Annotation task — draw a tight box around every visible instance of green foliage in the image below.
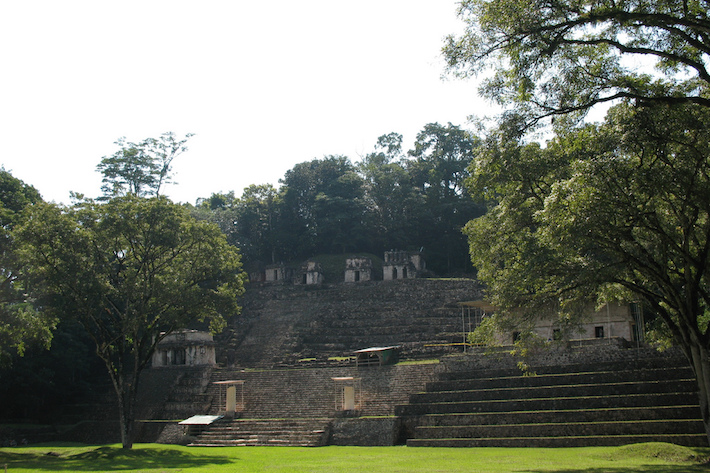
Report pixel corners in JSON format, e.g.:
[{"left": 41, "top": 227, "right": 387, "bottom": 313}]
[
  {"left": 97, "top": 132, "right": 193, "bottom": 198},
  {"left": 467, "top": 101, "right": 710, "bottom": 331},
  {"left": 15, "top": 195, "right": 246, "bottom": 448},
  {"left": 191, "top": 124, "right": 486, "bottom": 276},
  {"left": 468, "top": 316, "right": 500, "bottom": 346},
  {"left": 406, "top": 123, "right": 486, "bottom": 274},
  {"left": 279, "top": 156, "right": 367, "bottom": 258},
  {"left": 0, "top": 320, "right": 101, "bottom": 420},
  {"left": 0, "top": 169, "right": 54, "bottom": 366},
  {"left": 444, "top": 0, "right": 710, "bottom": 131},
  {"left": 465, "top": 100, "right": 710, "bottom": 437}
]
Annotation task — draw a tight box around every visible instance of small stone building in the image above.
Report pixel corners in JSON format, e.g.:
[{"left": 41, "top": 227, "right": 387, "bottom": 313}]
[
  {"left": 297, "top": 260, "right": 324, "bottom": 285},
  {"left": 531, "top": 301, "right": 645, "bottom": 344},
  {"left": 467, "top": 301, "right": 646, "bottom": 345},
  {"left": 382, "top": 250, "right": 425, "bottom": 280},
  {"left": 151, "top": 330, "right": 216, "bottom": 368},
  {"left": 344, "top": 257, "right": 373, "bottom": 283},
  {"left": 265, "top": 263, "right": 289, "bottom": 284}
]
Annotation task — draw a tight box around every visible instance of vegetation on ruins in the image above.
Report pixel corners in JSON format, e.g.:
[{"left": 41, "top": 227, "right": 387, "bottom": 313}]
[
  {"left": 446, "top": 0, "right": 710, "bottom": 442},
  {"left": 192, "top": 122, "right": 486, "bottom": 276}
]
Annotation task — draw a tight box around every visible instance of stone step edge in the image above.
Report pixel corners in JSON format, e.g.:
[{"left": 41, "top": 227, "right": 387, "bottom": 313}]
[
  {"left": 415, "top": 418, "right": 702, "bottom": 429},
  {"left": 418, "top": 379, "right": 696, "bottom": 396},
  {"left": 403, "top": 392, "right": 697, "bottom": 407}
]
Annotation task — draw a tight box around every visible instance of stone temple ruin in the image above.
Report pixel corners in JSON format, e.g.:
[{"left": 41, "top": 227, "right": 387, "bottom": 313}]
[
  {"left": 383, "top": 250, "right": 425, "bottom": 280},
  {"left": 260, "top": 250, "right": 425, "bottom": 286},
  {"left": 151, "top": 330, "right": 216, "bottom": 368},
  {"left": 40, "top": 249, "right": 706, "bottom": 448},
  {"left": 344, "top": 257, "right": 373, "bottom": 283}
]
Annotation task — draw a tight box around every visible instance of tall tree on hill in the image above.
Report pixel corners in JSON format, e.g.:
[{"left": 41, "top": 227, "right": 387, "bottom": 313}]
[
  {"left": 234, "top": 184, "right": 284, "bottom": 263},
  {"left": 407, "top": 123, "right": 484, "bottom": 274},
  {"left": 359, "top": 133, "right": 425, "bottom": 252},
  {"left": 97, "top": 132, "right": 193, "bottom": 198},
  {"left": 280, "top": 156, "right": 366, "bottom": 258},
  {"left": 444, "top": 0, "right": 710, "bottom": 441},
  {"left": 17, "top": 195, "right": 246, "bottom": 449},
  {"left": 192, "top": 191, "right": 241, "bottom": 248}
]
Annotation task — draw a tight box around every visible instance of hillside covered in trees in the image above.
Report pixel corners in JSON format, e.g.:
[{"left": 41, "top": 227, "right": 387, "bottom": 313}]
[{"left": 190, "top": 122, "right": 484, "bottom": 276}]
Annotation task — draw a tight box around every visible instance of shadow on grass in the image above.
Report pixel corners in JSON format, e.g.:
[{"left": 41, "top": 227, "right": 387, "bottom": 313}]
[{"left": 0, "top": 446, "right": 234, "bottom": 471}]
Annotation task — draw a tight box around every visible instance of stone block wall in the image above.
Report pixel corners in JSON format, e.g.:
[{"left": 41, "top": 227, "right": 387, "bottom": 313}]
[{"left": 218, "top": 278, "right": 482, "bottom": 367}]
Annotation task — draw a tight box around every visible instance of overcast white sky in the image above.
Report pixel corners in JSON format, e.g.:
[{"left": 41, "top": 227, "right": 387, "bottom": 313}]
[{"left": 0, "top": 1, "right": 490, "bottom": 205}]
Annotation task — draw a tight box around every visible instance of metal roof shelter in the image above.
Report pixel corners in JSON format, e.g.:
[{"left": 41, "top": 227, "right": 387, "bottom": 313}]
[
  {"left": 354, "top": 346, "right": 400, "bottom": 367},
  {"left": 178, "top": 415, "right": 223, "bottom": 436},
  {"left": 178, "top": 415, "right": 222, "bottom": 425}
]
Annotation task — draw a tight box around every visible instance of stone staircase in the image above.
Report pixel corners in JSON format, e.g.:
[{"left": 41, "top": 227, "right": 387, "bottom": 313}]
[
  {"left": 220, "top": 279, "right": 481, "bottom": 367},
  {"left": 188, "top": 418, "right": 332, "bottom": 447},
  {"left": 178, "top": 363, "right": 442, "bottom": 447},
  {"left": 397, "top": 358, "right": 708, "bottom": 447}
]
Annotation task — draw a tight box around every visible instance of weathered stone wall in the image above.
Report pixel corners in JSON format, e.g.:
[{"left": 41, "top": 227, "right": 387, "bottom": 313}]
[
  {"left": 134, "top": 342, "right": 689, "bottom": 445},
  {"left": 446, "top": 339, "right": 687, "bottom": 373},
  {"left": 330, "top": 418, "right": 401, "bottom": 446},
  {"left": 207, "top": 362, "right": 446, "bottom": 419},
  {"left": 218, "top": 278, "right": 482, "bottom": 367}
]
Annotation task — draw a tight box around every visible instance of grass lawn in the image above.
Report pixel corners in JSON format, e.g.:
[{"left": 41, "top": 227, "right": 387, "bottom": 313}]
[{"left": 0, "top": 442, "right": 708, "bottom": 473}]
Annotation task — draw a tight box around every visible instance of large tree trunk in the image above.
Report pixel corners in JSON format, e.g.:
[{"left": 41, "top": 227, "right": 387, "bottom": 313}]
[
  {"left": 686, "top": 343, "right": 710, "bottom": 445},
  {"left": 109, "top": 367, "right": 140, "bottom": 449}
]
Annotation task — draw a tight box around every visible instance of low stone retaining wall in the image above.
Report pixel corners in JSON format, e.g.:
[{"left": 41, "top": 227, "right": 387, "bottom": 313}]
[
  {"left": 444, "top": 340, "right": 687, "bottom": 374},
  {"left": 330, "top": 417, "right": 401, "bottom": 446}
]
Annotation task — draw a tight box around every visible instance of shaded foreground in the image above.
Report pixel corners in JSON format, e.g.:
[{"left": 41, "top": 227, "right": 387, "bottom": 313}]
[{"left": 0, "top": 443, "right": 709, "bottom": 473}]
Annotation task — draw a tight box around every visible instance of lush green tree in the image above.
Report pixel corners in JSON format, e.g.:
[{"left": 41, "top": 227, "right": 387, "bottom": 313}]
[
  {"left": 192, "top": 191, "right": 241, "bottom": 248},
  {"left": 280, "top": 156, "right": 366, "bottom": 258},
  {"left": 408, "top": 123, "right": 478, "bottom": 199},
  {"left": 359, "top": 133, "right": 424, "bottom": 251},
  {"left": 233, "top": 185, "right": 284, "bottom": 263},
  {"left": 444, "top": 0, "right": 710, "bottom": 130},
  {"left": 407, "top": 123, "right": 484, "bottom": 274},
  {"left": 17, "top": 195, "right": 246, "bottom": 448},
  {"left": 97, "top": 132, "right": 193, "bottom": 198},
  {"left": 465, "top": 102, "right": 710, "bottom": 441},
  {"left": 0, "top": 170, "right": 54, "bottom": 365}
]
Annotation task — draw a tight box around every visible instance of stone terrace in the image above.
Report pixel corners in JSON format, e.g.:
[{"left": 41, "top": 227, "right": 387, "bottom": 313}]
[{"left": 217, "top": 279, "right": 482, "bottom": 367}]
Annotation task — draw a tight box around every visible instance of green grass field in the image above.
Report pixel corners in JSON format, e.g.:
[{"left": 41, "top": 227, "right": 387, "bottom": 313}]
[{"left": 0, "top": 442, "right": 708, "bottom": 473}]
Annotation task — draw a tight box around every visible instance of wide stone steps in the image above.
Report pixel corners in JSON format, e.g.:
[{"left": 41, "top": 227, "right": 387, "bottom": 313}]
[
  {"left": 414, "top": 406, "right": 703, "bottom": 425},
  {"left": 189, "top": 418, "right": 332, "bottom": 447},
  {"left": 401, "top": 360, "right": 708, "bottom": 447},
  {"left": 228, "top": 279, "right": 482, "bottom": 367},
  {"left": 397, "top": 392, "right": 699, "bottom": 415},
  {"left": 408, "top": 434, "right": 707, "bottom": 448},
  {"left": 414, "top": 419, "right": 704, "bottom": 438},
  {"left": 428, "top": 367, "right": 694, "bottom": 391},
  {"left": 407, "top": 379, "right": 697, "bottom": 404}
]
